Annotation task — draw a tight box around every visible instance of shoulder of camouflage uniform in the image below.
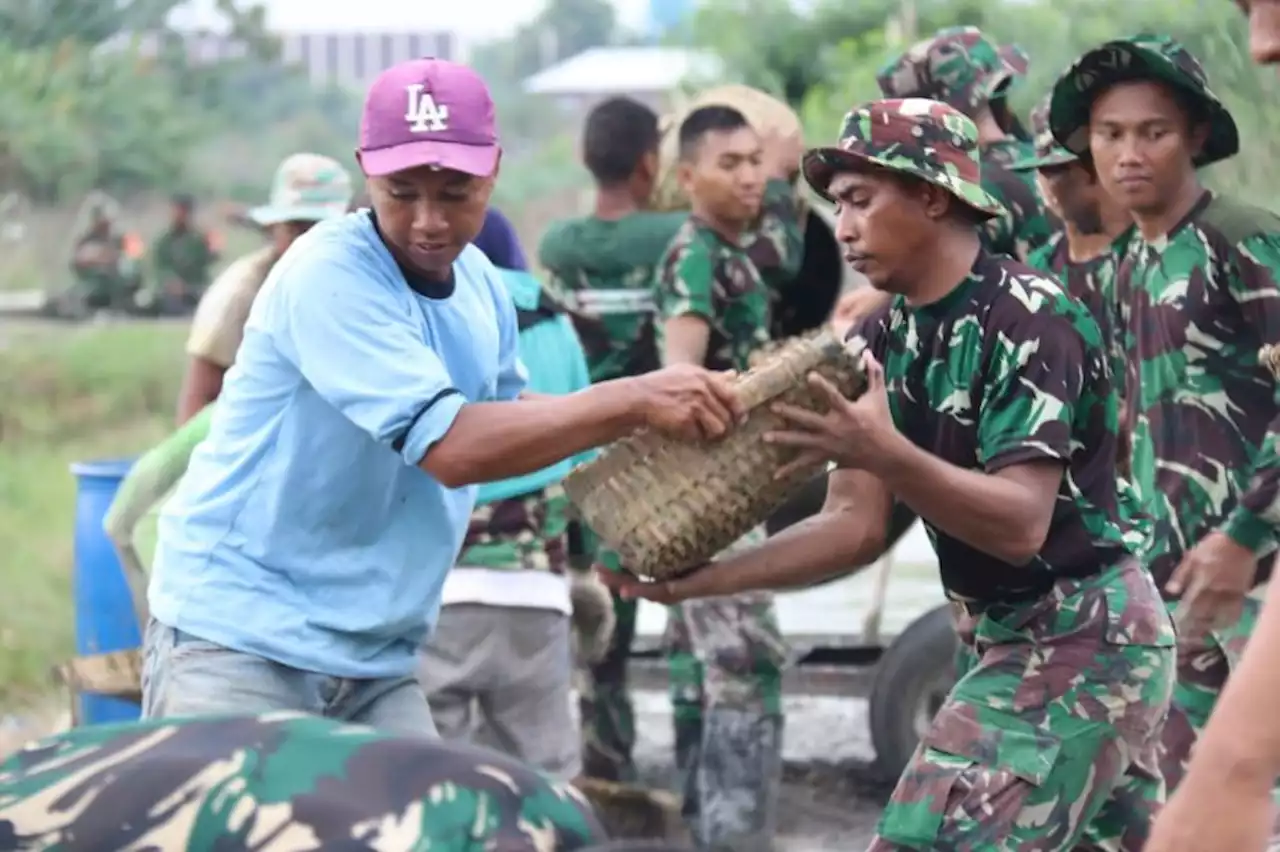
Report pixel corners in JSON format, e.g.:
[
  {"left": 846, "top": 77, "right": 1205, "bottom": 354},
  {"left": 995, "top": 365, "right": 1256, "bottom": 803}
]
[
  {"left": 1024, "top": 231, "right": 1064, "bottom": 276},
  {"left": 1002, "top": 258, "right": 1107, "bottom": 347},
  {"left": 1198, "top": 194, "right": 1280, "bottom": 248},
  {"left": 536, "top": 216, "right": 583, "bottom": 270}
]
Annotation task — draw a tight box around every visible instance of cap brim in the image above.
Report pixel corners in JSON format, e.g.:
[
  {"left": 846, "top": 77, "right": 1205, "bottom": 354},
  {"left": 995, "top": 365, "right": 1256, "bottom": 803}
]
[
  {"left": 802, "top": 147, "right": 1005, "bottom": 221},
  {"left": 1050, "top": 42, "right": 1239, "bottom": 168},
  {"left": 249, "top": 203, "right": 350, "bottom": 226},
  {"left": 1008, "top": 149, "right": 1079, "bottom": 172},
  {"left": 360, "top": 140, "right": 499, "bottom": 178}
]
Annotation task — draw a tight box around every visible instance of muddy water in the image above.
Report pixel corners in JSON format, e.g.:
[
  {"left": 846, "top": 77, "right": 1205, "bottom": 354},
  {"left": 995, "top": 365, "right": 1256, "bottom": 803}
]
[{"left": 636, "top": 521, "right": 944, "bottom": 642}]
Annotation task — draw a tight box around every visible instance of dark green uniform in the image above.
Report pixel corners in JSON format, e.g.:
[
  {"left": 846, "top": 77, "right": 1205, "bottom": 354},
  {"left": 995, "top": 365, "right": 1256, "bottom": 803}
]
[{"left": 150, "top": 225, "right": 216, "bottom": 304}]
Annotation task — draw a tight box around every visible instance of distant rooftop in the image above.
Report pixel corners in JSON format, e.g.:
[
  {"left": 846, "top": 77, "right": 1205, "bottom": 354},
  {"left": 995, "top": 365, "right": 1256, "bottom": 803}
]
[{"left": 523, "top": 46, "right": 723, "bottom": 96}]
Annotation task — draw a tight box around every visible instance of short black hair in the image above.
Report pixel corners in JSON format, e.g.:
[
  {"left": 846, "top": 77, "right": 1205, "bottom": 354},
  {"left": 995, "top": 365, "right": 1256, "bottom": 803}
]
[
  {"left": 677, "top": 106, "right": 751, "bottom": 162},
  {"left": 171, "top": 193, "right": 194, "bottom": 210},
  {"left": 582, "top": 96, "right": 661, "bottom": 186}
]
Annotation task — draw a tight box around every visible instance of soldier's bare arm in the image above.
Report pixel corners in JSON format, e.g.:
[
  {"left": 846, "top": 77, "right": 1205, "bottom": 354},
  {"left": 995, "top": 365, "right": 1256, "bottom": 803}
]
[
  {"left": 655, "top": 231, "right": 716, "bottom": 367},
  {"left": 600, "top": 467, "right": 893, "bottom": 603},
  {"left": 662, "top": 314, "right": 711, "bottom": 366}
]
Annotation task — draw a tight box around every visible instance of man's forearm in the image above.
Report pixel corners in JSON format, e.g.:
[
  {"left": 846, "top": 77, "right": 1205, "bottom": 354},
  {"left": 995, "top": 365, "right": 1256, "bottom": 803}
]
[
  {"left": 423, "top": 381, "right": 645, "bottom": 488},
  {"left": 1179, "top": 573, "right": 1280, "bottom": 789},
  {"left": 875, "top": 434, "right": 1047, "bottom": 565},
  {"left": 680, "top": 507, "right": 886, "bottom": 598}
]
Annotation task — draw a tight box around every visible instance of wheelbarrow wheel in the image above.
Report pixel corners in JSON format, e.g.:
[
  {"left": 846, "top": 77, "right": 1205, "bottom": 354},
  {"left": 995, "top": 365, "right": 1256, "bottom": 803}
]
[{"left": 867, "top": 603, "right": 957, "bottom": 781}]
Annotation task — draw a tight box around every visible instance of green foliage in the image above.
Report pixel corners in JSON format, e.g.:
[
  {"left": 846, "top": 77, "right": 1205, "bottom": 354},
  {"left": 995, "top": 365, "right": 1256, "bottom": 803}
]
[{"left": 696, "top": 0, "right": 1280, "bottom": 209}]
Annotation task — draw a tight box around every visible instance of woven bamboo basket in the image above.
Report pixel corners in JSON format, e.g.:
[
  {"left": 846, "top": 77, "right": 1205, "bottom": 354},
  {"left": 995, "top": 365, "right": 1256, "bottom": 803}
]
[
  {"left": 1261, "top": 344, "right": 1280, "bottom": 380},
  {"left": 564, "top": 331, "right": 864, "bottom": 579}
]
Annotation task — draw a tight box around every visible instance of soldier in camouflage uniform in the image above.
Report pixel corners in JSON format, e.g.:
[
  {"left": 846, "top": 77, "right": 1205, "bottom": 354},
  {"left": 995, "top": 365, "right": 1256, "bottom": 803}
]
[
  {"left": 651, "top": 104, "right": 787, "bottom": 852},
  {"left": 1010, "top": 94, "right": 1134, "bottom": 383},
  {"left": 62, "top": 196, "right": 139, "bottom": 314},
  {"left": 610, "top": 98, "right": 1176, "bottom": 851},
  {"left": 419, "top": 220, "right": 601, "bottom": 782},
  {"left": 877, "top": 26, "right": 1055, "bottom": 262},
  {"left": 147, "top": 193, "right": 218, "bottom": 312},
  {"left": 1048, "top": 33, "right": 1280, "bottom": 824},
  {"left": 0, "top": 712, "right": 609, "bottom": 850},
  {"left": 538, "top": 96, "right": 802, "bottom": 786}
]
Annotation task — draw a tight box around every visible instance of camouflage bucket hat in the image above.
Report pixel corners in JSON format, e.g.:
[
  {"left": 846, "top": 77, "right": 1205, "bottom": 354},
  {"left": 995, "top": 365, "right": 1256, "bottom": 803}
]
[
  {"left": 802, "top": 97, "right": 1006, "bottom": 221},
  {"left": 877, "top": 26, "right": 1029, "bottom": 117},
  {"left": 250, "top": 153, "right": 354, "bottom": 226},
  {"left": 1010, "top": 94, "right": 1077, "bottom": 172},
  {"left": 1048, "top": 34, "right": 1240, "bottom": 168}
]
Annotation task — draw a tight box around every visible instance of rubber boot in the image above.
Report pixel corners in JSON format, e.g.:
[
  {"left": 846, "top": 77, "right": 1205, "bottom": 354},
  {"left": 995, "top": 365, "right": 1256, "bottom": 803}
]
[{"left": 696, "top": 708, "right": 783, "bottom": 852}]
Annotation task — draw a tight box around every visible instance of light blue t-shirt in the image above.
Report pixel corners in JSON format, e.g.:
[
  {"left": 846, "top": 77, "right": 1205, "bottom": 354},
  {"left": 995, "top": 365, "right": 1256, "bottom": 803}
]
[{"left": 149, "top": 212, "right": 527, "bottom": 678}]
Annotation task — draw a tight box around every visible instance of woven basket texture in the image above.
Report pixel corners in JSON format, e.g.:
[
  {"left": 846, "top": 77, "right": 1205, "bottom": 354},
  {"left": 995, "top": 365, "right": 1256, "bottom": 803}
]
[
  {"left": 653, "top": 84, "right": 806, "bottom": 214},
  {"left": 1261, "top": 344, "right": 1280, "bottom": 380},
  {"left": 564, "top": 331, "right": 864, "bottom": 579}
]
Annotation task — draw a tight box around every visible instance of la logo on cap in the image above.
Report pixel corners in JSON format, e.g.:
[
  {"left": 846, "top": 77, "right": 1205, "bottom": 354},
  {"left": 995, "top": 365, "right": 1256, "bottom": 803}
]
[{"left": 405, "top": 83, "right": 449, "bottom": 133}]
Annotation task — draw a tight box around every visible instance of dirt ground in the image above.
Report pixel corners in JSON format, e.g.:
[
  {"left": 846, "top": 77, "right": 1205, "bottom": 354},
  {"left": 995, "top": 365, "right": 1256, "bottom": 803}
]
[{"left": 631, "top": 691, "right": 894, "bottom": 849}]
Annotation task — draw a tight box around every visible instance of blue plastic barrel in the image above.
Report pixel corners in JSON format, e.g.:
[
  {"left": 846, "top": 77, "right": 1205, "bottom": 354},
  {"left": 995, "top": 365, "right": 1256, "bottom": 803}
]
[{"left": 70, "top": 457, "right": 143, "bottom": 725}]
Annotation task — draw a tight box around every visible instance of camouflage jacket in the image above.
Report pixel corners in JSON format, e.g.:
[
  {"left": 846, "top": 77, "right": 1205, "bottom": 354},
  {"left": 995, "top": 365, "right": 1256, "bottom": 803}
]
[
  {"left": 0, "top": 712, "right": 606, "bottom": 850},
  {"left": 981, "top": 139, "right": 1056, "bottom": 261},
  {"left": 655, "top": 216, "right": 772, "bottom": 372},
  {"left": 851, "top": 250, "right": 1137, "bottom": 600},
  {"left": 458, "top": 485, "right": 571, "bottom": 573},
  {"left": 152, "top": 226, "right": 216, "bottom": 291},
  {"left": 1113, "top": 192, "right": 1280, "bottom": 585}
]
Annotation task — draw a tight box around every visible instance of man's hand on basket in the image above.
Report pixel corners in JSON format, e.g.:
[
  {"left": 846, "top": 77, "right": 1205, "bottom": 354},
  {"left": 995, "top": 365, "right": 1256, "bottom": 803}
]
[
  {"left": 765, "top": 350, "right": 896, "bottom": 479},
  {"left": 632, "top": 365, "right": 745, "bottom": 442},
  {"left": 1166, "top": 531, "right": 1256, "bottom": 647},
  {"left": 596, "top": 561, "right": 729, "bottom": 604}
]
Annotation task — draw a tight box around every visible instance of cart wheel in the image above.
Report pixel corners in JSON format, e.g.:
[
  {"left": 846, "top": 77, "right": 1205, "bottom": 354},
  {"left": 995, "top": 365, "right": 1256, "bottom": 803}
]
[{"left": 868, "top": 603, "right": 957, "bottom": 780}]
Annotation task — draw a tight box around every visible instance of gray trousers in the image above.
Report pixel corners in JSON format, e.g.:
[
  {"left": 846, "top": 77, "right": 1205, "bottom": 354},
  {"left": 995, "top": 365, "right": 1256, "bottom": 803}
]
[{"left": 419, "top": 603, "right": 581, "bottom": 780}]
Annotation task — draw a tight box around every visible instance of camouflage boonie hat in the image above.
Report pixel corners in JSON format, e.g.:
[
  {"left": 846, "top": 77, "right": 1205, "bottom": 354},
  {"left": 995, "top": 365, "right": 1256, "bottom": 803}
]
[
  {"left": 877, "top": 26, "right": 1029, "bottom": 117},
  {"left": 802, "top": 98, "right": 1006, "bottom": 221},
  {"left": 1010, "top": 94, "right": 1077, "bottom": 172},
  {"left": 1048, "top": 33, "right": 1240, "bottom": 168},
  {"left": 249, "top": 152, "right": 354, "bottom": 226}
]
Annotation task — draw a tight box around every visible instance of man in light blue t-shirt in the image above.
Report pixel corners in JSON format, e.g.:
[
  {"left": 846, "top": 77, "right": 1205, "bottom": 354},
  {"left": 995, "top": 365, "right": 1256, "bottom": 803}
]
[{"left": 142, "top": 58, "right": 742, "bottom": 735}]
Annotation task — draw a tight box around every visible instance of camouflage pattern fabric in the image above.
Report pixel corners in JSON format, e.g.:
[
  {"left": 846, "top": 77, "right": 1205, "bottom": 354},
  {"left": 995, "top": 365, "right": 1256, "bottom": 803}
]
[
  {"left": 980, "top": 138, "right": 1057, "bottom": 260},
  {"left": 663, "top": 528, "right": 786, "bottom": 852},
  {"left": 1048, "top": 33, "right": 1240, "bottom": 169},
  {"left": 1110, "top": 193, "right": 1280, "bottom": 587},
  {"left": 150, "top": 225, "right": 217, "bottom": 301},
  {"left": 1025, "top": 230, "right": 1118, "bottom": 351},
  {"left": 0, "top": 712, "right": 607, "bottom": 850},
  {"left": 869, "top": 562, "right": 1175, "bottom": 850},
  {"left": 457, "top": 485, "right": 570, "bottom": 574},
  {"left": 744, "top": 178, "right": 805, "bottom": 297},
  {"left": 876, "top": 26, "right": 1029, "bottom": 117},
  {"left": 654, "top": 217, "right": 772, "bottom": 373},
  {"left": 852, "top": 249, "right": 1143, "bottom": 599},
  {"left": 804, "top": 99, "right": 1005, "bottom": 225},
  {"left": 579, "top": 551, "right": 640, "bottom": 783},
  {"left": 1009, "top": 93, "right": 1078, "bottom": 172}
]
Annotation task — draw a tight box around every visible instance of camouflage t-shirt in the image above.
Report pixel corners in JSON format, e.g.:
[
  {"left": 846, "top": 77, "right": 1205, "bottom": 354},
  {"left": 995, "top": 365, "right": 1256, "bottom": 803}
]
[
  {"left": 1114, "top": 192, "right": 1280, "bottom": 585},
  {"left": 654, "top": 217, "right": 771, "bottom": 372},
  {"left": 0, "top": 713, "right": 606, "bottom": 851},
  {"left": 852, "top": 250, "right": 1135, "bottom": 600},
  {"left": 1025, "top": 230, "right": 1118, "bottom": 355},
  {"left": 458, "top": 485, "right": 570, "bottom": 573},
  {"left": 981, "top": 139, "right": 1056, "bottom": 262}
]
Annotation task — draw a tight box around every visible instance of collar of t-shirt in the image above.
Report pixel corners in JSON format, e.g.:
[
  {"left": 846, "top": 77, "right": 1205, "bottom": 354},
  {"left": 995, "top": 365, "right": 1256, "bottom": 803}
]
[{"left": 367, "top": 210, "right": 455, "bottom": 300}]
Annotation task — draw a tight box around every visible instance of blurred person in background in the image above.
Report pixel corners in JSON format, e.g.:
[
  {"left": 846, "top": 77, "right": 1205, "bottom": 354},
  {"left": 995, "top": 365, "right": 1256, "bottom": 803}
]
[
  {"left": 175, "top": 153, "right": 353, "bottom": 424},
  {"left": 145, "top": 193, "right": 219, "bottom": 313},
  {"left": 419, "top": 206, "right": 616, "bottom": 780}
]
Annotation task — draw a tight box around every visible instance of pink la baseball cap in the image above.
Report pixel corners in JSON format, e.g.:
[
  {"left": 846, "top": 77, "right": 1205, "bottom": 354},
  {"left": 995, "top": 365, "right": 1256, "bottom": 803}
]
[{"left": 358, "top": 58, "right": 499, "bottom": 178}]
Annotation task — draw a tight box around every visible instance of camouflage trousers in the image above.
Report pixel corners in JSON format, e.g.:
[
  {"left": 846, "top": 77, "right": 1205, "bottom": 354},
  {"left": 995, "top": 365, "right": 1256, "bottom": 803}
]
[
  {"left": 580, "top": 547, "right": 640, "bottom": 782},
  {"left": 871, "top": 560, "right": 1176, "bottom": 851},
  {"left": 1159, "top": 596, "right": 1280, "bottom": 832},
  {"left": 665, "top": 527, "right": 788, "bottom": 852}
]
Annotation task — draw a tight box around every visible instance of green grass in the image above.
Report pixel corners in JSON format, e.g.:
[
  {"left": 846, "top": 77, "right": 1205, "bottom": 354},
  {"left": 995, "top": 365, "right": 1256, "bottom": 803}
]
[{"left": 0, "top": 323, "right": 185, "bottom": 706}]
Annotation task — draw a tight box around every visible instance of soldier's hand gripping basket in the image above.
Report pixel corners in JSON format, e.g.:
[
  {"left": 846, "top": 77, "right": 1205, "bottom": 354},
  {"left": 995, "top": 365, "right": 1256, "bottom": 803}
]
[{"left": 564, "top": 331, "right": 865, "bottom": 580}]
